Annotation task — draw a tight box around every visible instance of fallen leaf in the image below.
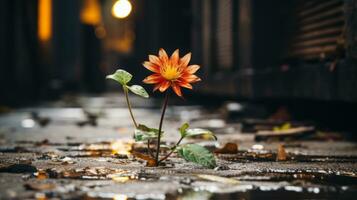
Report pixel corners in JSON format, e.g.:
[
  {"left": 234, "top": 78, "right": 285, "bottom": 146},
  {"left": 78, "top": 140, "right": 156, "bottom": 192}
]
[
  {"left": 35, "top": 170, "right": 49, "bottom": 180},
  {"left": 276, "top": 144, "right": 287, "bottom": 161},
  {"left": 256, "top": 126, "right": 315, "bottom": 141},
  {"left": 214, "top": 143, "right": 238, "bottom": 154},
  {"left": 132, "top": 151, "right": 157, "bottom": 167},
  {"left": 62, "top": 171, "right": 82, "bottom": 179},
  {"left": 273, "top": 123, "right": 291, "bottom": 132}
]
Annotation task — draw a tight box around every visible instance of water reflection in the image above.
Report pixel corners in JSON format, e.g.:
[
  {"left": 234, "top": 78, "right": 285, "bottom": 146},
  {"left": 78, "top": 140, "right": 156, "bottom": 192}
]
[{"left": 21, "top": 118, "right": 35, "bottom": 128}]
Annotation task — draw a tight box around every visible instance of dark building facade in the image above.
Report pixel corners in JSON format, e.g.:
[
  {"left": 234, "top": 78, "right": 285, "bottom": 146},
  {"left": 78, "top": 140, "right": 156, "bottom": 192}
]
[
  {"left": 1, "top": 0, "right": 356, "bottom": 106},
  {"left": 191, "top": 0, "right": 357, "bottom": 102}
]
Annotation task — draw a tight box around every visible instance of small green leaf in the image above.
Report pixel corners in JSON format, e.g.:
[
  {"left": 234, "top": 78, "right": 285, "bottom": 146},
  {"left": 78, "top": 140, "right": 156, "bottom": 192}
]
[
  {"left": 127, "top": 85, "right": 149, "bottom": 98},
  {"left": 179, "top": 123, "right": 189, "bottom": 137},
  {"left": 182, "top": 128, "right": 217, "bottom": 140},
  {"left": 134, "top": 124, "right": 163, "bottom": 142},
  {"left": 106, "top": 69, "right": 132, "bottom": 85},
  {"left": 178, "top": 144, "right": 216, "bottom": 168}
]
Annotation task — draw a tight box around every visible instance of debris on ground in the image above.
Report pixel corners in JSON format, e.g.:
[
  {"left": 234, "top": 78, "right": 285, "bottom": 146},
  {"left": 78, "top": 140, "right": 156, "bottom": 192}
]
[{"left": 0, "top": 95, "right": 356, "bottom": 199}]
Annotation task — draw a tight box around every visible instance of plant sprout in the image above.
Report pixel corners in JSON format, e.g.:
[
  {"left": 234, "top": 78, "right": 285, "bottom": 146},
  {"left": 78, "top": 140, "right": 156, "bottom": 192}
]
[{"left": 106, "top": 48, "right": 217, "bottom": 168}]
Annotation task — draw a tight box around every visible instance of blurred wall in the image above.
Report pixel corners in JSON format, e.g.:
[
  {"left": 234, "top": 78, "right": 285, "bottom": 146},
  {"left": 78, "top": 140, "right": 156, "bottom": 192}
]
[
  {"left": 0, "top": 0, "right": 106, "bottom": 106},
  {"left": 0, "top": 0, "right": 194, "bottom": 106},
  {"left": 191, "top": 0, "right": 357, "bottom": 102},
  {"left": 0, "top": 0, "right": 40, "bottom": 106}
]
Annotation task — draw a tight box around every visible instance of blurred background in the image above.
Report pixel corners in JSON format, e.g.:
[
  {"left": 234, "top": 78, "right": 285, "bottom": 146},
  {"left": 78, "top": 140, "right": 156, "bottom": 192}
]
[{"left": 0, "top": 0, "right": 356, "bottom": 132}]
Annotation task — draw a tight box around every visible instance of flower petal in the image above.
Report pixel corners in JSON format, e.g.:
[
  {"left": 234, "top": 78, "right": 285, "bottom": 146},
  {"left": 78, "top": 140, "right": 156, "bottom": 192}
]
[
  {"left": 180, "top": 52, "right": 191, "bottom": 67},
  {"left": 149, "top": 55, "right": 162, "bottom": 66},
  {"left": 172, "top": 83, "right": 182, "bottom": 97},
  {"left": 181, "top": 74, "right": 201, "bottom": 83},
  {"left": 143, "top": 74, "right": 162, "bottom": 84},
  {"left": 143, "top": 61, "right": 160, "bottom": 73},
  {"left": 185, "top": 65, "right": 200, "bottom": 74},
  {"left": 159, "top": 81, "right": 171, "bottom": 92},
  {"left": 159, "top": 48, "right": 169, "bottom": 63},
  {"left": 170, "top": 49, "right": 179, "bottom": 65},
  {"left": 177, "top": 81, "right": 193, "bottom": 89}
]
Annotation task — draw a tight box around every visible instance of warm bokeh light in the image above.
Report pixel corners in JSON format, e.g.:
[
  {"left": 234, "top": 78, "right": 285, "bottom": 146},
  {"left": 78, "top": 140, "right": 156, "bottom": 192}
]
[
  {"left": 110, "top": 140, "right": 133, "bottom": 155},
  {"left": 38, "top": 0, "right": 52, "bottom": 42},
  {"left": 80, "top": 0, "right": 102, "bottom": 25},
  {"left": 112, "top": 0, "right": 132, "bottom": 19},
  {"left": 113, "top": 194, "right": 128, "bottom": 200}
]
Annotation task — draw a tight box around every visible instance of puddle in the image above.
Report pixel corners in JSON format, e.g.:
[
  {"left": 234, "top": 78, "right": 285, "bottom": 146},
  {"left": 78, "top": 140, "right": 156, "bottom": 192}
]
[
  {"left": 50, "top": 140, "right": 134, "bottom": 158},
  {"left": 237, "top": 170, "right": 357, "bottom": 185},
  {"left": 0, "top": 146, "right": 31, "bottom": 153},
  {"left": 176, "top": 187, "right": 356, "bottom": 200},
  {"left": 45, "top": 167, "right": 139, "bottom": 181},
  {"left": 217, "top": 150, "right": 357, "bottom": 163},
  {"left": 177, "top": 170, "right": 357, "bottom": 199},
  {"left": 73, "top": 169, "right": 357, "bottom": 199},
  {"left": 78, "top": 181, "right": 357, "bottom": 200},
  {"left": 0, "top": 163, "right": 37, "bottom": 173},
  {"left": 3, "top": 156, "right": 356, "bottom": 200},
  {"left": 84, "top": 192, "right": 164, "bottom": 200}
]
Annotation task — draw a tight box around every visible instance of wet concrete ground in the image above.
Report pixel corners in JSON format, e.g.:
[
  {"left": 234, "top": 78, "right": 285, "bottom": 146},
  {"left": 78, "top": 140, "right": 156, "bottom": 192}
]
[{"left": 0, "top": 93, "right": 357, "bottom": 199}]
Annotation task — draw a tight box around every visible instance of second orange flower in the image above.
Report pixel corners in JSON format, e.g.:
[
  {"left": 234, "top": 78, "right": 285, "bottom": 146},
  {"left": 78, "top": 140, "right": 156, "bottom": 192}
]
[{"left": 142, "top": 48, "right": 201, "bottom": 97}]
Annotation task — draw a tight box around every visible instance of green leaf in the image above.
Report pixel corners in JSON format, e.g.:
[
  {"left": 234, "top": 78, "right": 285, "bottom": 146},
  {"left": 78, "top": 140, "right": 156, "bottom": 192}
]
[
  {"left": 178, "top": 144, "right": 216, "bottom": 168},
  {"left": 179, "top": 123, "right": 189, "bottom": 137},
  {"left": 106, "top": 69, "right": 132, "bottom": 85},
  {"left": 182, "top": 128, "right": 217, "bottom": 140},
  {"left": 134, "top": 124, "right": 163, "bottom": 142},
  {"left": 127, "top": 85, "right": 149, "bottom": 98}
]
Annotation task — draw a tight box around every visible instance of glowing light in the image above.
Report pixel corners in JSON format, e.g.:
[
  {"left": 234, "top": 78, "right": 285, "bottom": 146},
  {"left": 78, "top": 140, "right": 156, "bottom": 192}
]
[
  {"left": 251, "top": 144, "right": 264, "bottom": 150},
  {"left": 112, "top": 0, "right": 132, "bottom": 19},
  {"left": 110, "top": 140, "right": 132, "bottom": 155},
  {"left": 113, "top": 194, "right": 128, "bottom": 200},
  {"left": 38, "top": 0, "right": 52, "bottom": 42},
  {"left": 80, "top": 0, "right": 102, "bottom": 25},
  {"left": 111, "top": 176, "right": 130, "bottom": 183}
]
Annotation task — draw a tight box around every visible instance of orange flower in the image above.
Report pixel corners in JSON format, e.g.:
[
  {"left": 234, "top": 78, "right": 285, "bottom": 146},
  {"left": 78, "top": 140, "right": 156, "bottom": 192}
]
[{"left": 142, "top": 48, "right": 201, "bottom": 97}]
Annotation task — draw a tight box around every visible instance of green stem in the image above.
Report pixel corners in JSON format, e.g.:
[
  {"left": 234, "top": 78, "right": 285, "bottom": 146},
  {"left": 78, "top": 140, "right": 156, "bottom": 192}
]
[
  {"left": 155, "top": 91, "right": 169, "bottom": 165},
  {"left": 123, "top": 86, "right": 138, "bottom": 128},
  {"left": 158, "top": 136, "right": 184, "bottom": 164},
  {"left": 123, "top": 86, "right": 154, "bottom": 158}
]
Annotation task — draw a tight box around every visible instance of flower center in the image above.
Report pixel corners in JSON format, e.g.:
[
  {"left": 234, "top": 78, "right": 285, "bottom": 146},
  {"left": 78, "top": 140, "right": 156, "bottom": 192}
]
[{"left": 161, "top": 65, "right": 181, "bottom": 80}]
